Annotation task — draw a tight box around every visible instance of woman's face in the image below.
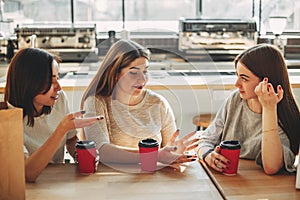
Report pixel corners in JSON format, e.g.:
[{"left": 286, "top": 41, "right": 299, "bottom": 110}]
[
  {"left": 33, "top": 60, "right": 62, "bottom": 113},
  {"left": 115, "top": 57, "right": 149, "bottom": 97},
  {"left": 234, "top": 61, "right": 260, "bottom": 100}
]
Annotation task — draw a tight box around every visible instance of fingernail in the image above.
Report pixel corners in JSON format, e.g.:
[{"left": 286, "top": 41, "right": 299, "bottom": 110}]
[
  {"left": 187, "top": 155, "right": 192, "bottom": 158},
  {"left": 268, "top": 83, "right": 271, "bottom": 88},
  {"left": 176, "top": 129, "right": 180, "bottom": 132},
  {"left": 191, "top": 159, "right": 197, "bottom": 161},
  {"left": 264, "top": 77, "right": 267, "bottom": 82},
  {"left": 97, "top": 116, "right": 104, "bottom": 120},
  {"left": 80, "top": 110, "right": 86, "bottom": 114},
  {"left": 173, "top": 146, "right": 178, "bottom": 151},
  {"left": 278, "top": 85, "right": 282, "bottom": 90}
]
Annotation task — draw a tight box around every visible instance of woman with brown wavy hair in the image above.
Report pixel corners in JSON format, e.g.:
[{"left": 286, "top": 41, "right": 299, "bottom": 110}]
[{"left": 81, "top": 39, "right": 198, "bottom": 170}]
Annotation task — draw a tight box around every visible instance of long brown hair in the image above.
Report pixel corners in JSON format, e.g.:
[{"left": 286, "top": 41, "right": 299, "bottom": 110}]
[
  {"left": 4, "top": 48, "right": 61, "bottom": 127},
  {"left": 80, "top": 39, "right": 150, "bottom": 109},
  {"left": 234, "top": 43, "right": 300, "bottom": 153}
]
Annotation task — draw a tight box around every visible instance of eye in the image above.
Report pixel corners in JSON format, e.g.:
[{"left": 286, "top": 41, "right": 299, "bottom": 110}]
[
  {"left": 129, "top": 71, "right": 138, "bottom": 75},
  {"left": 241, "top": 77, "right": 247, "bottom": 82}
]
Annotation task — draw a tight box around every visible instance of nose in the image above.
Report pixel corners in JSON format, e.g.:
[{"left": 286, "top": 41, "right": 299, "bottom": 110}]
[
  {"left": 54, "top": 79, "right": 62, "bottom": 91},
  {"left": 234, "top": 78, "right": 241, "bottom": 88},
  {"left": 137, "top": 72, "right": 148, "bottom": 83}
]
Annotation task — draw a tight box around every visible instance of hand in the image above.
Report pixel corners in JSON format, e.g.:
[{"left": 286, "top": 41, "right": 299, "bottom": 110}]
[
  {"left": 204, "top": 146, "right": 230, "bottom": 173},
  {"left": 58, "top": 111, "right": 104, "bottom": 133},
  {"left": 158, "top": 130, "right": 198, "bottom": 165},
  {"left": 254, "top": 77, "right": 284, "bottom": 109}
]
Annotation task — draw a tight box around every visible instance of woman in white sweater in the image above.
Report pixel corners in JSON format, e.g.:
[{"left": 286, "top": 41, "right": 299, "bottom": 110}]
[{"left": 81, "top": 39, "right": 198, "bottom": 171}]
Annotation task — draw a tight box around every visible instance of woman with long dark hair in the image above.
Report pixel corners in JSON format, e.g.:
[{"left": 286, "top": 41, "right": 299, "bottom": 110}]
[{"left": 197, "top": 44, "right": 300, "bottom": 175}]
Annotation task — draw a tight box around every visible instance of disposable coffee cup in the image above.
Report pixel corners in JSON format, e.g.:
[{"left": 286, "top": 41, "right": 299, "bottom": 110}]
[
  {"left": 138, "top": 138, "right": 159, "bottom": 172},
  {"left": 75, "top": 140, "right": 98, "bottom": 175},
  {"left": 220, "top": 140, "right": 241, "bottom": 176}
]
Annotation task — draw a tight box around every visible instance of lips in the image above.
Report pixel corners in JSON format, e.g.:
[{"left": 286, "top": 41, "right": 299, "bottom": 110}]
[
  {"left": 50, "top": 93, "right": 59, "bottom": 100},
  {"left": 133, "top": 85, "right": 143, "bottom": 90}
]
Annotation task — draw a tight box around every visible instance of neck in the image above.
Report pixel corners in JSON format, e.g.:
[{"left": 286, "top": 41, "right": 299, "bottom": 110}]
[
  {"left": 247, "top": 98, "right": 262, "bottom": 114},
  {"left": 114, "top": 90, "right": 145, "bottom": 106}
]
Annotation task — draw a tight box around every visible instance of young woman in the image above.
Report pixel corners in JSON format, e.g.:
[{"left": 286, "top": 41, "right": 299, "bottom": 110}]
[
  {"left": 4, "top": 48, "right": 101, "bottom": 182},
  {"left": 81, "top": 39, "right": 198, "bottom": 170},
  {"left": 197, "top": 44, "right": 300, "bottom": 175}
]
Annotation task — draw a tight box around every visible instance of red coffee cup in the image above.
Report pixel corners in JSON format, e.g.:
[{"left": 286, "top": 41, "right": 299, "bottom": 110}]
[
  {"left": 138, "top": 138, "right": 159, "bottom": 172},
  {"left": 220, "top": 140, "right": 241, "bottom": 176},
  {"left": 75, "top": 140, "right": 98, "bottom": 175}
]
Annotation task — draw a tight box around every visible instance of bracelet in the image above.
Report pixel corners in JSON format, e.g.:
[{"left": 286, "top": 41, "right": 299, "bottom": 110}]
[
  {"left": 262, "top": 128, "right": 277, "bottom": 133},
  {"left": 202, "top": 148, "right": 214, "bottom": 160}
]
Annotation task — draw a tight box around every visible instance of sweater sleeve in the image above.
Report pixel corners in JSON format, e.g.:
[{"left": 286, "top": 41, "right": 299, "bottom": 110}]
[
  {"left": 83, "top": 95, "right": 110, "bottom": 150},
  {"left": 159, "top": 95, "right": 177, "bottom": 147}
]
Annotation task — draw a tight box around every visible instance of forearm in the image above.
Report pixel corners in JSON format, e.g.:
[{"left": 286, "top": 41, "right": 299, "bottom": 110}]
[
  {"left": 66, "top": 135, "right": 78, "bottom": 159},
  {"left": 99, "top": 143, "right": 140, "bottom": 164},
  {"left": 261, "top": 107, "right": 284, "bottom": 174},
  {"left": 25, "top": 128, "right": 66, "bottom": 182}
]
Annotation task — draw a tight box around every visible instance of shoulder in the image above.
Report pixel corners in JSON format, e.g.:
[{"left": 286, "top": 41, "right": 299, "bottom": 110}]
[
  {"left": 225, "top": 90, "right": 243, "bottom": 105},
  {"left": 145, "top": 89, "right": 169, "bottom": 105},
  {"left": 53, "top": 91, "right": 69, "bottom": 111},
  {"left": 84, "top": 95, "right": 110, "bottom": 109}
]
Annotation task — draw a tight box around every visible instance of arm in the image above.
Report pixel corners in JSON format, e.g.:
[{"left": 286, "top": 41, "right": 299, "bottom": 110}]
[
  {"left": 25, "top": 112, "right": 100, "bottom": 182},
  {"left": 66, "top": 135, "right": 78, "bottom": 159},
  {"left": 255, "top": 78, "right": 284, "bottom": 175}
]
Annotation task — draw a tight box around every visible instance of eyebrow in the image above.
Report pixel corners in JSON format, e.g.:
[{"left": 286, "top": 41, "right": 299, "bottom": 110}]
[
  {"left": 239, "top": 74, "right": 250, "bottom": 79},
  {"left": 129, "top": 66, "right": 149, "bottom": 70}
]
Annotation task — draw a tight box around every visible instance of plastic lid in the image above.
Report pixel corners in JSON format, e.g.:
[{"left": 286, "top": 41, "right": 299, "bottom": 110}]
[
  {"left": 75, "top": 140, "right": 96, "bottom": 149},
  {"left": 138, "top": 138, "right": 159, "bottom": 148},
  {"left": 220, "top": 140, "right": 241, "bottom": 150}
]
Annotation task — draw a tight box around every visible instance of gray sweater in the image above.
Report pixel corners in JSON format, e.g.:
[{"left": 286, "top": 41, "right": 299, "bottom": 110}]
[{"left": 197, "top": 90, "right": 296, "bottom": 172}]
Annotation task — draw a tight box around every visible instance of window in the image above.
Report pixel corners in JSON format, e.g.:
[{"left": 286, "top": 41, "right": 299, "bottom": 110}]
[{"left": 1, "top": 0, "right": 299, "bottom": 34}]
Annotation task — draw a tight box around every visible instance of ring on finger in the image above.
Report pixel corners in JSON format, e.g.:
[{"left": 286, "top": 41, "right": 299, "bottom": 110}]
[{"left": 213, "top": 158, "right": 218, "bottom": 166}]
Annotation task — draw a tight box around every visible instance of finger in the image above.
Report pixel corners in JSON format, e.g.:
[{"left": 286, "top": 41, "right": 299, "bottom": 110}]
[
  {"left": 254, "top": 83, "right": 262, "bottom": 96},
  {"left": 262, "top": 77, "right": 268, "bottom": 94},
  {"left": 277, "top": 85, "right": 284, "bottom": 101},
  {"left": 180, "top": 131, "right": 196, "bottom": 142},
  {"left": 214, "top": 145, "right": 221, "bottom": 153},
  {"left": 73, "top": 116, "right": 102, "bottom": 128},
  {"left": 184, "top": 138, "right": 199, "bottom": 146},
  {"left": 163, "top": 146, "right": 178, "bottom": 152},
  {"left": 267, "top": 83, "right": 275, "bottom": 95},
  {"left": 71, "top": 110, "right": 86, "bottom": 119},
  {"left": 211, "top": 159, "right": 224, "bottom": 172},
  {"left": 169, "top": 130, "right": 179, "bottom": 143},
  {"left": 185, "top": 143, "right": 199, "bottom": 151},
  {"left": 172, "top": 155, "right": 197, "bottom": 164}
]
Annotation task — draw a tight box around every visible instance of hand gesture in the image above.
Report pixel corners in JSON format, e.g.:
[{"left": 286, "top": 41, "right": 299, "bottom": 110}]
[
  {"left": 204, "top": 146, "right": 229, "bottom": 173},
  {"left": 254, "top": 77, "right": 284, "bottom": 109},
  {"left": 58, "top": 111, "right": 103, "bottom": 133},
  {"left": 158, "top": 130, "right": 198, "bottom": 166}
]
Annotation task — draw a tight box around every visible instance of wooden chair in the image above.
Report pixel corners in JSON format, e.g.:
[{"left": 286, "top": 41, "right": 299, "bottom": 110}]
[{"left": 192, "top": 114, "right": 215, "bottom": 131}]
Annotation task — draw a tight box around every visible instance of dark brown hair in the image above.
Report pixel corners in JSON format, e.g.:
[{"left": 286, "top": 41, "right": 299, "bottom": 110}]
[
  {"left": 4, "top": 48, "right": 61, "bottom": 126},
  {"left": 234, "top": 43, "right": 300, "bottom": 154}
]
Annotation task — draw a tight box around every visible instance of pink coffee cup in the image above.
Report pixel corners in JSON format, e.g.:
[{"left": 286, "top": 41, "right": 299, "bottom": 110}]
[
  {"left": 220, "top": 140, "right": 241, "bottom": 176},
  {"left": 138, "top": 138, "right": 159, "bottom": 172},
  {"left": 75, "top": 140, "right": 98, "bottom": 174}
]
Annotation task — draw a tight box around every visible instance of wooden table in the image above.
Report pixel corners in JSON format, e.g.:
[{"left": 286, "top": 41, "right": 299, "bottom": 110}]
[
  {"left": 26, "top": 161, "right": 223, "bottom": 200},
  {"left": 200, "top": 159, "right": 300, "bottom": 200}
]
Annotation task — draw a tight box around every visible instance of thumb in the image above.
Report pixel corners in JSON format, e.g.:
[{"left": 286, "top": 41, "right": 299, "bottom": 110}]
[{"left": 214, "top": 145, "right": 221, "bottom": 153}]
